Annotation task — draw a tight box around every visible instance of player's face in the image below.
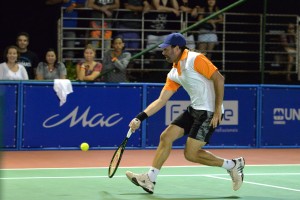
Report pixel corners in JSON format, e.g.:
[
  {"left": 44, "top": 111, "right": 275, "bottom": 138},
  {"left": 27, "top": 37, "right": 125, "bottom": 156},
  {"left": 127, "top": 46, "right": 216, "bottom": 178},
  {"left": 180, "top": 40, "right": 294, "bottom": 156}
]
[
  {"left": 7, "top": 48, "right": 18, "bottom": 63},
  {"left": 46, "top": 51, "right": 57, "bottom": 64},
  {"left": 17, "top": 35, "right": 29, "bottom": 50},
  {"left": 161, "top": 46, "right": 179, "bottom": 63},
  {"left": 84, "top": 48, "right": 96, "bottom": 62}
]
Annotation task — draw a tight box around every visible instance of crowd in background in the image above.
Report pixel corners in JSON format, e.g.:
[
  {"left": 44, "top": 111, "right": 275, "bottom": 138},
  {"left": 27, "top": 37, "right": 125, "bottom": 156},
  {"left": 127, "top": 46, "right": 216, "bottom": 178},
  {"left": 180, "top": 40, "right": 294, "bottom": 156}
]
[{"left": 0, "top": 0, "right": 299, "bottom": 83}]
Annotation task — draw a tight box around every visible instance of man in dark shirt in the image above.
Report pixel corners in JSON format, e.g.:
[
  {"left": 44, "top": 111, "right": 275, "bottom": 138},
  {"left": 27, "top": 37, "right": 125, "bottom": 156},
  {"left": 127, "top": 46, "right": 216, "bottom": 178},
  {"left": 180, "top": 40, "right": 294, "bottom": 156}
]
[{"left": 16, "top": 32, "right": 39, "bottom": 79}]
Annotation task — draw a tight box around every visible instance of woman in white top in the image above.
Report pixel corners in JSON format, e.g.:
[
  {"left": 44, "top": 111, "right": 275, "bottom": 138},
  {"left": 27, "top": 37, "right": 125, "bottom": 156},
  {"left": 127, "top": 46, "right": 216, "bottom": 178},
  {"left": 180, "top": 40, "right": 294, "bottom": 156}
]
[{"left": 0, "top": 45, "right": 29, "bottom": 80}]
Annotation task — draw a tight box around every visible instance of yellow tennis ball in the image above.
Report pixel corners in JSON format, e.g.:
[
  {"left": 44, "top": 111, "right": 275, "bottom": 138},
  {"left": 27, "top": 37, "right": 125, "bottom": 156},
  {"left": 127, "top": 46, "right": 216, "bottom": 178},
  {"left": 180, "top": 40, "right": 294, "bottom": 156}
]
[{"left": 80, "top": 142, "right": 89, "bottom": 151}]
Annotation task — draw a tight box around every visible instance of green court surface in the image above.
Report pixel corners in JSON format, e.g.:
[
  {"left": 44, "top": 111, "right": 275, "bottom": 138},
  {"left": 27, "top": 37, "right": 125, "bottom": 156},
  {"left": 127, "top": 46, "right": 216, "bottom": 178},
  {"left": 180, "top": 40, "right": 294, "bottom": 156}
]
[{"left": 1, "top": 165, "right": 300, "bottom": 200}]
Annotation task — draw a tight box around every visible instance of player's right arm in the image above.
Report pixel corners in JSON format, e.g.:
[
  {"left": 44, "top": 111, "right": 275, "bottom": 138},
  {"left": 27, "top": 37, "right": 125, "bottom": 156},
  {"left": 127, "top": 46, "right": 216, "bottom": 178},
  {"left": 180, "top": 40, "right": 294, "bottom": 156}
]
[
  {"left": 129, "top": 89, "right": 175, "bottom": 131},
  {"left": 144, "top": 89, "right": 175, "bottom": 117},
  {"left": 130, "top": 78, "right": 180, "bottom": 131}
]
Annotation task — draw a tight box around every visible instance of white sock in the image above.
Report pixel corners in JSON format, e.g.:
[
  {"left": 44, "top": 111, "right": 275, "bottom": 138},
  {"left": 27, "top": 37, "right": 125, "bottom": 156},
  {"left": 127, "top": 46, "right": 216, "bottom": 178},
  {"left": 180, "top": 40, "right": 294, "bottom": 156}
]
[
  {"left": 222, "top": 159, "right": 235, "bottom": 170},
  {"left": 147, "top": 167, "right": 160, "bottom": 182}
]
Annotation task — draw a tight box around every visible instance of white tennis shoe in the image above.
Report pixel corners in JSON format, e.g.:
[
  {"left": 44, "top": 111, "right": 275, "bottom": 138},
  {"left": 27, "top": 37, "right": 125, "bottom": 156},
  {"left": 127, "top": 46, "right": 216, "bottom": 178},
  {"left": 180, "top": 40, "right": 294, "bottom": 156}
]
[
  {"left": 126, "top": 171, "right": 155, "bottom": 194},
  {"left": 227, "top": 157, "right": 245, "bottom": 191}
]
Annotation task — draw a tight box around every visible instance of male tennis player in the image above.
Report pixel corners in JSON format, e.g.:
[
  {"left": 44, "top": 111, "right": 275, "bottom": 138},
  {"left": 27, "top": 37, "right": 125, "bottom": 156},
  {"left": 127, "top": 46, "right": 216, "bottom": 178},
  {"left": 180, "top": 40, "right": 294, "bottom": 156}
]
[{"left": 126, "top": 33, "right": 245, "bottom": 194}]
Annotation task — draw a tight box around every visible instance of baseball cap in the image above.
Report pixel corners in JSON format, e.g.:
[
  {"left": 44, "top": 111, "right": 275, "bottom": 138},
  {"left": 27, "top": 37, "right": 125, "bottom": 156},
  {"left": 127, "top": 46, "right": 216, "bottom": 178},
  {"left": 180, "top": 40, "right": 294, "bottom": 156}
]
[{"left": 158, "top": 33, "right": 186, "bottom": 49}]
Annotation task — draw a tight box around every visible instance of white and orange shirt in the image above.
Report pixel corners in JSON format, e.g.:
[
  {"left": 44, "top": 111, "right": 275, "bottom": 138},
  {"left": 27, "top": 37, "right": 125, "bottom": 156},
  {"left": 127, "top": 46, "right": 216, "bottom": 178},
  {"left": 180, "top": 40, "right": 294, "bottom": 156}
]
[{"left": 163, "top": 49, "right": 224, "bottom": 113}]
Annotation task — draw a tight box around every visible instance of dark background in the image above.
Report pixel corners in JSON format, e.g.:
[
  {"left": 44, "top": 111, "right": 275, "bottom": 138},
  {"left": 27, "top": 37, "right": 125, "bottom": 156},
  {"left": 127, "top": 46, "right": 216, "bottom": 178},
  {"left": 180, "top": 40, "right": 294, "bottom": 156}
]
[{"left": 0, "top": 0, "right": 299, "bottom": 61}]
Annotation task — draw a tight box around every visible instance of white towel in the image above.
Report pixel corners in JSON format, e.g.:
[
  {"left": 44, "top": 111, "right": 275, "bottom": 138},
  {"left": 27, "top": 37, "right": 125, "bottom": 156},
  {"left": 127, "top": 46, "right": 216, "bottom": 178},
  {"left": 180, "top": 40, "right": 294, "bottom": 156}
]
[{"left": 53, "top": 79, "right": 73, "bottom": 106}]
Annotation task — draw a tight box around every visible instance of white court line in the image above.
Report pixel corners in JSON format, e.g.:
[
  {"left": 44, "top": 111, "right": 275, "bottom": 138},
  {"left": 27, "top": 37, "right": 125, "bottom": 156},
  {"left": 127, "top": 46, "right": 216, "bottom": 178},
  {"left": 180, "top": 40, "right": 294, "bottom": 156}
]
[
  {"left": 2, "top": 173, "right": 300, "bottom": 193},
  {"left": 205, "top": 175, "right": 300, "bottom": 192},
  {"left": 1, "top": 173, "right": 300, "bottom": 179},
  {"left": 1, "top": 164, "right": 300, "bottom": 171}
]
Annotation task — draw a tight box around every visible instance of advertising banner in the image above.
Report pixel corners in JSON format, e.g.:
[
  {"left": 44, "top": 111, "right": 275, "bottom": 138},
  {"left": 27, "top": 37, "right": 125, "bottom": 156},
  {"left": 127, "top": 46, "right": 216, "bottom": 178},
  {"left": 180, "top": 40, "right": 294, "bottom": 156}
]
[
  {"left": 146, "top": 86, "right": 257, "bottom": 148},
  {"left": 0, "top": 84, "right": 18, "bottom": 148},
  {"left": 261, "top": 87, "right": 300, "bottom": 147},
  {"left": 2, "top": 82, "right": 299, "bottom": 150},
  {"left": 22, "top": 83, "right": 142, "bottom": 149},
  {"left": 146, "top": 86, "right": 190, "bottom": 147},
  {"left": 213, "top": 86, "right": 257, "bottom": 147}
]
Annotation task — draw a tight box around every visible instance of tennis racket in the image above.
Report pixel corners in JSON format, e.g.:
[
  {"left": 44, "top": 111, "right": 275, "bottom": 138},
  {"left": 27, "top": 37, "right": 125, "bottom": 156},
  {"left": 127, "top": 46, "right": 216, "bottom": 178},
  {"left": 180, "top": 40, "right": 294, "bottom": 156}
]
[{"left": 108, "top": 128, "right": 133, "bottom": 178}]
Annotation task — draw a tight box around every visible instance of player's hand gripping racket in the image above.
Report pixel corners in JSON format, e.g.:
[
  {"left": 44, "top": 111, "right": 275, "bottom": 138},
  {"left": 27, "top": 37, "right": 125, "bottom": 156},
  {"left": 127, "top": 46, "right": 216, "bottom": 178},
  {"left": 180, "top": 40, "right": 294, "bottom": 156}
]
[{"left": 108, "top": 128, "right": 134, "bottom": 178}]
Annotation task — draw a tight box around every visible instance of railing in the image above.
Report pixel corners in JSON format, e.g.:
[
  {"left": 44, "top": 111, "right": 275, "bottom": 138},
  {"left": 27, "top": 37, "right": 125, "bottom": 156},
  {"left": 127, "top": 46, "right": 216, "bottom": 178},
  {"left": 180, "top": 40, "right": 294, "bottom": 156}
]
[{"left": 58, "top": 8, "right": 299, "bottom": 84}]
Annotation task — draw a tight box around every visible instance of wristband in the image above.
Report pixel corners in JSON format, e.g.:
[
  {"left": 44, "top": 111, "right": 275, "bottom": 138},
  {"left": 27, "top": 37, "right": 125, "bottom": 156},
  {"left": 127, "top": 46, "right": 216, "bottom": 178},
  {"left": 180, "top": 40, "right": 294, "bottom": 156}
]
[{"left": 135, "top": 112, "right": 148, "bottom": 121}]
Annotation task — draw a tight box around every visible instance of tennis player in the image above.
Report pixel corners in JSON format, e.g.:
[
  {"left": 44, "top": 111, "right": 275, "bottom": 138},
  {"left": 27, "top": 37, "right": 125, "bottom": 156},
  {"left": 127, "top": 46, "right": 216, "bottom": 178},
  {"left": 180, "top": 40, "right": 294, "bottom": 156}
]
[{"left": 126, "top": 32, "right": 245, "bottom": 194}]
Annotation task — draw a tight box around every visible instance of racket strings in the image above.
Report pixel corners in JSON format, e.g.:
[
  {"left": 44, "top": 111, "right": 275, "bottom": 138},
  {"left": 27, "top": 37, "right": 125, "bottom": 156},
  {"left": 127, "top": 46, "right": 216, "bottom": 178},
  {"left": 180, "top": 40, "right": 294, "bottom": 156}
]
[{"left": 108, "top": 147, "right": 122, "bottom": 177}]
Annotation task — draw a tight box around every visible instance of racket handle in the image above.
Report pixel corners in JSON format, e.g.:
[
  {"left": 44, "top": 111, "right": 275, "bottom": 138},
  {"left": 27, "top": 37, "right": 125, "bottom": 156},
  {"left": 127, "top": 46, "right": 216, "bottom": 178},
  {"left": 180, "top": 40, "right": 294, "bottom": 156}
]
[
  {"left": 127, "top": 118, "right": 140, "bottom": 138},
  {"left": 126, "top": 129, "right": 133, "bottom": 138}
]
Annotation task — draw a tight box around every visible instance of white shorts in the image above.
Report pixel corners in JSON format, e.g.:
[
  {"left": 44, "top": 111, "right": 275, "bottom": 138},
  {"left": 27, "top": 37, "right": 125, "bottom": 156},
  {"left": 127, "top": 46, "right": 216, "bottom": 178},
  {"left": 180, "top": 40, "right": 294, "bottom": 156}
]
[
  {"left": 198, "top": 32, "right": 218, "bottom": 43},
  {"left": 147, "top": 34, "right": 196, "bottom": 51}
]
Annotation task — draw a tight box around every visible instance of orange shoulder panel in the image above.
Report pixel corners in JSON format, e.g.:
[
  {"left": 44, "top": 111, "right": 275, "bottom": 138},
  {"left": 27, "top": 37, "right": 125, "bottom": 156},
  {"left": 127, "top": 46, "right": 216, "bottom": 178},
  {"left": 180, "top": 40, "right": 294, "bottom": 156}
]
[
  {"left": 194, "top": 54, "right": 218, "bottom": 79},
  {"left": 163, "top": 77, "right": 181, "bottom": 91}
]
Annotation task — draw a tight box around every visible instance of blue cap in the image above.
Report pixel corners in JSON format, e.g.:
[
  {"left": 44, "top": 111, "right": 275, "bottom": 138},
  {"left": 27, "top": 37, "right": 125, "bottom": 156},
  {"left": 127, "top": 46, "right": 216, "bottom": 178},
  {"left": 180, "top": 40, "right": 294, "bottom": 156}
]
[{"left": 159, "top": 33, "right": 186, "bottom": 49}]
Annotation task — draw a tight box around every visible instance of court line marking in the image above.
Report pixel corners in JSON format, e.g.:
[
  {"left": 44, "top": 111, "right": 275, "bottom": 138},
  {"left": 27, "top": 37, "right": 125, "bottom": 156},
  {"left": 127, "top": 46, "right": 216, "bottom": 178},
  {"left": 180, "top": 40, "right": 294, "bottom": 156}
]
[
  {"left": 2, "top": 171, "right": 300, "bottom": 193},
  {"left": 1, "top": 173, "right": 300, "bottom": 193},
  {"left": 1, "top": 164, "right": 300, "bottom": 171},
  {"left": 206, "top": 175, "right": 300, "bottom": 192},
  {"left": 2, "top": 173, "right": 300, "bottom": 179}
]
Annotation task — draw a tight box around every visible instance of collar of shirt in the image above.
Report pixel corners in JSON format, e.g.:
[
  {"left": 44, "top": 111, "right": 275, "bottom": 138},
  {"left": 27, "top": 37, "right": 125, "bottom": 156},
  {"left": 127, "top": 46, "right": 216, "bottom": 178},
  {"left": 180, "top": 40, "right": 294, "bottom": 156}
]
[{"left": 172, "top": 49, "right": 189, "bottom": 76}]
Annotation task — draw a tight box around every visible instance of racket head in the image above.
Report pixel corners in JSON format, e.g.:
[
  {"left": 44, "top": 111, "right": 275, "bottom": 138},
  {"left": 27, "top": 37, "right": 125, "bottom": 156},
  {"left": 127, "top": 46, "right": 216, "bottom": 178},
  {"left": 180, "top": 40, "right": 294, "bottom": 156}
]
[{"left": 108, "top": 138, "right": 128, "bottom": 178}]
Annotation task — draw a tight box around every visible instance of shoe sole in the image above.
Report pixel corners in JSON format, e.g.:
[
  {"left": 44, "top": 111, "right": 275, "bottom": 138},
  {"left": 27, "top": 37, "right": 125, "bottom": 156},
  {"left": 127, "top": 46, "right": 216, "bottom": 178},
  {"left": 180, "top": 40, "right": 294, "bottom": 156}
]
[
  {"left": 233, "top": 157, "right": 245, "bottom": 191},
  {"left": 131, "top": 177, "right": 153, "bottom": 194}
]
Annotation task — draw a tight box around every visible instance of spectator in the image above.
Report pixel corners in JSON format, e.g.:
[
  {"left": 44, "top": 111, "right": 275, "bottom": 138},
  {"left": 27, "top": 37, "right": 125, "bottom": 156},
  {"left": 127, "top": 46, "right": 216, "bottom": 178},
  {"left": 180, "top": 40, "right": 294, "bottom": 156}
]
[
  {"left": 62, "top": 0, "right": 87, "bottom": 60},
  {"left": 117, "top": 0, "right": 152, "bottom": 52},
  {"left": 0, "top": 45, "right": 29, "bottom": 80},
  {"left": 16, "top": 32, "right": 39, "bottom": 79},
  {"left": 87, "top": 0, "right": 120, "bottom": 49},
  {"left": 146, "top": 0, "right": 180, "bottom": 51},
  {"left": 102, "top": 36, "right": 131, "bottom": 82},
  {"left": 280, "top": 23, "right": 297, "bottom": 82},
  {"left": 145, "top": 0, "right": 180, "bottom": 70},
  {"left": 76, "top": 44, "right": 103, "bottom": 81},
  {"left": 36, "top": 49, "right": 67, "bottom": 80},
  {"left": 196, "top": 0, "right": 223, "bottom": 59},
  {"left": 178, "top": 0, "right": 199, "bottom": 49}
]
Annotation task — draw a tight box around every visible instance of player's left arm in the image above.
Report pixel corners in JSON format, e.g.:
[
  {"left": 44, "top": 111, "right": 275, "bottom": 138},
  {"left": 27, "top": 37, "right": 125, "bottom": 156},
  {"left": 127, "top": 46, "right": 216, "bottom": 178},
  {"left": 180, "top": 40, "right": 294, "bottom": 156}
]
[
  {"left": 194, "top": 54, "right": 224, "bottom": 128},
  {"left": 210, "top": 70, "right": 225, "bottom": 128}
]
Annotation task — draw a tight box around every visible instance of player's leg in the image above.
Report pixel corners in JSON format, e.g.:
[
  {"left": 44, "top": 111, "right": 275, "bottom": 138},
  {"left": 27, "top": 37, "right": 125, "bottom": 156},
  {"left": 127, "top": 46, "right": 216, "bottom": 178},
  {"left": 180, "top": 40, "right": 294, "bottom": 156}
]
[
  {"left": 184, "top": 109, "right": 245, "bottom": 191},
  {"left": 151, "top": 125, "right": 184, "bottom": 169},
  {"left": 184, "top": 138, "right": 224, "bottom": 166},
  {"left": 126, "top": 125, "right": 184, "bottom": 194}
]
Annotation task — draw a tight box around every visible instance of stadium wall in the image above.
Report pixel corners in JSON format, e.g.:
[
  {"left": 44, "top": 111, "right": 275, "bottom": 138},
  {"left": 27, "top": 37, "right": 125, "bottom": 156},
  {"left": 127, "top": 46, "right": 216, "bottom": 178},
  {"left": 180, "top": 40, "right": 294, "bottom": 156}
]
[{"left": 0, "top": 81, "right": 299, "bottom": 150}]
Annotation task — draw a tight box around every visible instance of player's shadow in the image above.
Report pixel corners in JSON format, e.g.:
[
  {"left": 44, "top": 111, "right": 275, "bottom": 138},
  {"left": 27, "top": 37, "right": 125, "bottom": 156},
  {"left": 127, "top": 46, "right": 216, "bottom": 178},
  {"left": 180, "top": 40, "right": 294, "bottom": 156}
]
[{"left": 118, "top": 193, "right": 241, "bottom": 200}]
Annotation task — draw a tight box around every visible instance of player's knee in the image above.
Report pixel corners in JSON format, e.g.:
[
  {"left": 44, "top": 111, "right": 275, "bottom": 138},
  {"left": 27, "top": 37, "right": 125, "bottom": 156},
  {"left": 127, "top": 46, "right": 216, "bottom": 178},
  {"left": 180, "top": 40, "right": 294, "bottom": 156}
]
[
  {"left": 184, "top": 149, "right": 196, "bottom": 162},
  {"left": 159, "top": 130, "right": 172, "bottom": 145}
]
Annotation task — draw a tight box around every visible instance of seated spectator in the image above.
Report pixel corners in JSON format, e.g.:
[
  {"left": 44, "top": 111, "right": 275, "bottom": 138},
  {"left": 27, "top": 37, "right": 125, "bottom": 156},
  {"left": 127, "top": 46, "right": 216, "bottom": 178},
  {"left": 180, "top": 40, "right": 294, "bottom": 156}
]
[
  {"left": 145, "top": 0, "right": 180, "bottom": 69},
  {"left": 178, "top": 0, "right": 199, "bottom": 49},
  {"left": 196, "top": 0, "right": 223, "bottom": 59},
  {"left": 117, "top": 0, "right": 152, "bottom": 52},
  {"left": 0, "top": 45, "right": 29, "bottom": 80},
  {"left": 62, "top": 0, "right": 85, "bottom": 60},
  {"left": 16, "top": 32, "right": 39, "bottom": 79},
  {"left": 36, "top": 48, "right": 67, "bottom": 80},
  {"left": 76, "top": 44, "right": 103, "bottom": 81},
  {"left": 102, "top": 36, "right": 131, "bottom": 82},
  {"left": 280, "top": 23, "right": 297, "bottom": 82},
  {"left": 87, "top": 0, "right": 120, "bottom": 50},
  {"left": 146, "top": 0, "right": 180, "bottom": 51}
]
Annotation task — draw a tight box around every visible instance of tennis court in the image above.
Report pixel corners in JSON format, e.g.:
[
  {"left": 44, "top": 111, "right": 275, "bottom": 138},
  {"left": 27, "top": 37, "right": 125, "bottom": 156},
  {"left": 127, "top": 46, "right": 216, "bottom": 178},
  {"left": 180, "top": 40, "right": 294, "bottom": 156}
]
[{"left": 1, "top": 149, "right": 300, "bottom": 200}]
